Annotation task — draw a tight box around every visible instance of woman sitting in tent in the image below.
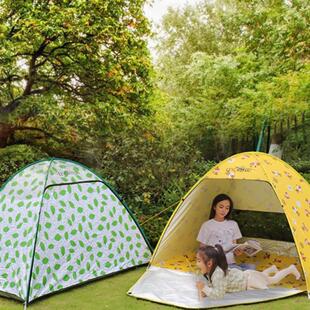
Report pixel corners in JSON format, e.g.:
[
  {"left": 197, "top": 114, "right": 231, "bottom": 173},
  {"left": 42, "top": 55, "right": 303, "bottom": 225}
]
[{"left": 197, "top": 194, "right": 255, "bottom": 270}]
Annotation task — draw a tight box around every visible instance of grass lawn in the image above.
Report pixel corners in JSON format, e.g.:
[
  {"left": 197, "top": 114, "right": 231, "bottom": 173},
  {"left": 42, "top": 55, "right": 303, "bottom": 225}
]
[{"left": 0, "top": 267, "right": 308, "bottom": 310}]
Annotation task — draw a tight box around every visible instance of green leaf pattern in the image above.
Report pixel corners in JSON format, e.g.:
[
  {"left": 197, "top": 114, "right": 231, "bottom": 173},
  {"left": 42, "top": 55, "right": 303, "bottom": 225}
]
[
  {"left": 0, "top": 159, "right": 151, "bottom": 302},
  {"left": 46, "top": 161, "right": 101, "bottom": 187},
  {"left": 0, "top": 161, "right": 49, "bottom": 300}
]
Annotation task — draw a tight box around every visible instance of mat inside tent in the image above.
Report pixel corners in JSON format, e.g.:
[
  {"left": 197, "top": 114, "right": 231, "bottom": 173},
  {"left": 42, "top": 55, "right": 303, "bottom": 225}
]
[{"left": 129, "top": 238, "right": 306, "bottom": 308}]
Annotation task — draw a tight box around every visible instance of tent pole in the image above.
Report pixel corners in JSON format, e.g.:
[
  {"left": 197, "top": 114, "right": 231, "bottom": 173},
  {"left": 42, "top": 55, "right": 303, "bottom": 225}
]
[
  {"left": 256, "top": 119, "right": 267, "bottom": 152},
  {"left": 266, "top": 124, "right": 271, "bottom": 153}
]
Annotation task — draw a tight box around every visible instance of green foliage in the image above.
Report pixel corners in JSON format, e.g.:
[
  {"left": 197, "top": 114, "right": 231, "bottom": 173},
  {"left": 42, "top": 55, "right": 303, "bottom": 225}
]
[
  {"left": 162, "top": 0, "right": 310, "bottom": 74},
  {"left": 140, "top": 160, "right": 216, "bottom": 246},
  {"left": 0, "top": 145, "right": 47, "bottom": 185},
  {"left": 0, "top": 0, "right": 152, "bottom": 150},
  {"left": 283, "top": 116, "right": 310, "bottom": 164},
  {"left": 89, "top": 114, "right": 215, "bottom": 245},
  {"left": 301, "top": 173, "right": 310, "bottom": 183},
  {"left": 290, "top": 161, "right": 310, "bottom": 174},
  {"left": 155, "top": 0, "right": 309, "bottom": 159},
  {"left": 233, "top": 211, "right": 293, "bottom": 242},
  {"left": 233, "top": 0, "right": 309, "bottom": 72}
]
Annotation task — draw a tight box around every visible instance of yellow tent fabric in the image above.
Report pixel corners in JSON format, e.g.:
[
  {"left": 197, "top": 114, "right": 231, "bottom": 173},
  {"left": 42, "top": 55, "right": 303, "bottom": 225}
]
[{"left": 131, "top": 152, "right": 310, "bottom": 308}]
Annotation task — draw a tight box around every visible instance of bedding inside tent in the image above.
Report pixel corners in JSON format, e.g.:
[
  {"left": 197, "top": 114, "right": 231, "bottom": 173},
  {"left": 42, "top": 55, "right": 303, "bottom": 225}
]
[{"left": 128, "top": 152, "right": 310, "bottom": 308}]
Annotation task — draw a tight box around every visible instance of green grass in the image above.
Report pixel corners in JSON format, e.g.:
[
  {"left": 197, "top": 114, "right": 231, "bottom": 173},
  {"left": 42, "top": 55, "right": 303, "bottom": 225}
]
[{"left": 0, "top": 267, "right": 309, "bottom": 309}]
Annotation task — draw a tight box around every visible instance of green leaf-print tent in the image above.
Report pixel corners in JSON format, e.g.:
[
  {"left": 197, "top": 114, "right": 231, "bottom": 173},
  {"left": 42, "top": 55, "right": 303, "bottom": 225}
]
[{"left": 0, "top": 158, "right": 152, "bottom": 305}]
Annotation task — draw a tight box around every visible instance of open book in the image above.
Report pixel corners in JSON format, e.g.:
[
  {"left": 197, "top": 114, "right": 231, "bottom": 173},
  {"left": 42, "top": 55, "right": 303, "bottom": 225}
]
[{"left": 227, "top": 240, "right": 262, "bottom": 257}]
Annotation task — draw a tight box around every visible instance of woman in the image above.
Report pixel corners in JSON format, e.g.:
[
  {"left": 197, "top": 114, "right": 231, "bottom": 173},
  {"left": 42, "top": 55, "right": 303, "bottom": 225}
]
[{"left": 197, "top": 193, "right": 255, "bottom": 270}]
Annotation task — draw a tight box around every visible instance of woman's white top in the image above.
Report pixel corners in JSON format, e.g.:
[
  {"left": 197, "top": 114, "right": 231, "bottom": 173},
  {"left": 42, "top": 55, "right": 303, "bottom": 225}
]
[{"left": 197, "top": 219, "right": 242, "bottom": 264}]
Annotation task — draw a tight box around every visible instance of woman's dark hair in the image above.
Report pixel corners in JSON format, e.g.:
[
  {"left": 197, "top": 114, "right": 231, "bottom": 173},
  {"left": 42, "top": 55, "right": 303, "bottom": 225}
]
[
  {"left": 197, "top": 244, "right": 228, "bottom": 279},
  {"left": 209, "top": 193, "right": 233, "bottom": 220}
]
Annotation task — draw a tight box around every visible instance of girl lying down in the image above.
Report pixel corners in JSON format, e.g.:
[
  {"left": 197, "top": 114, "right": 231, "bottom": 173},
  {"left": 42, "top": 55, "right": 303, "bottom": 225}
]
[{"left": 196, "top": 244, "right": 300, "bottom": 299}]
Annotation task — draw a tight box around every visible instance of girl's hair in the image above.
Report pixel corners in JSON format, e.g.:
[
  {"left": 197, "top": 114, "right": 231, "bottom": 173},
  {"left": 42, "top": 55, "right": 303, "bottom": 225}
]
[
  {"left": 209, "top": 193, "right": 233, "bottom": 219},
  {"left": 197, "top": 244, "right": 228, "bottom": 279}
]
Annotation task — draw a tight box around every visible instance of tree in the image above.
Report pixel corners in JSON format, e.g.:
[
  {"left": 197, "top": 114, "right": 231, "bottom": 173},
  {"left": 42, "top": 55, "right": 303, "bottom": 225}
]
[
  {"left": 154, "top": 0, "right": 309, "bottom": 158},
  {"left": 157, "top": 0, "right": 309, "bottom": 75},
  {"left": 156, "top": 0, "right": 238, "bottom": 95},
  {"left": 0, "top": 0, "right": 152, "bottom": 149},
  {"left": 232, "top": 0, "right": 309, "bottom": 72}
]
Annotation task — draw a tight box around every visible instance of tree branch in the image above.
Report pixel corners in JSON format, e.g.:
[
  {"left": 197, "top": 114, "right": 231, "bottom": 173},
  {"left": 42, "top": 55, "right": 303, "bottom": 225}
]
[
  {"left": 0, "top": 74, "right": 22, "bottom": 83},
  {"left": 13, "top": 125, "right": 63, "bottom": 143},
  {"left": 34, "top": 41, "right": 74, "bottom": 68},
  {"left": 0, "top": 87, "right": 51, "bottom": 114},
  {"left": 0, "top": 36, "right": 58, "bottom": 115}
]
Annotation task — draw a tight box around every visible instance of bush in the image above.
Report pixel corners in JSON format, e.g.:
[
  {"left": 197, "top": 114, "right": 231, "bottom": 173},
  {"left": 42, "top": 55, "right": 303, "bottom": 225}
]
[
  {"left": 301, "top": 172, "right": 310, "bottom": 183},
  {"left": 233, "top": 210, "right": 293, "bottom": 242},
  {"left": 290, "top": 161, "right": 310, "bottom": 173},
  {"left": 138, "top": 160, "right": 216, "bottom": 246},
  {"left": 0, "top": 145, "right": 48, "bottom": 186},
  {"left": 283, "top": 119, "right": 310, "bottom": 164},
  {"left": 93, "top": 127, "right": 216, "bottom": 247}
]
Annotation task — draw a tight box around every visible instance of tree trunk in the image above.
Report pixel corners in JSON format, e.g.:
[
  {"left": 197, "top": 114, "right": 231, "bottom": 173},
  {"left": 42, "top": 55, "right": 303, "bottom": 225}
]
[
  {"left": 231, "top": 138, "right": 238, "bottom": 154},
  {"left": 0, "top": 122, "right": 14, "bottom": 147},
  {"left": 302, "top": 112, "right": 306, "bottom": 144}
]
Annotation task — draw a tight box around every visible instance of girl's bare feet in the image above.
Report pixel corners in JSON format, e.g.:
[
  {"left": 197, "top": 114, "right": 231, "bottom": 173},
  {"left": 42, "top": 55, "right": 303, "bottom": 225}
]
[{"left": 289, "top": 264, "right": 301, "bottom": 280}]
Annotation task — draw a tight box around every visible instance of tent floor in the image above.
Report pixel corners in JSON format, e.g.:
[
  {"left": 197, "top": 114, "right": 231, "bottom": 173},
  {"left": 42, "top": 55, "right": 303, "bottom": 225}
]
[
  {"left": 153, "top": 250, "right": 306, "bottom": 291},
  {"left": 128, "top": 265, "right": 305, "bottom": 309},
  {"left": 129, "top": 239, "right": 307, "bottom": 308}
]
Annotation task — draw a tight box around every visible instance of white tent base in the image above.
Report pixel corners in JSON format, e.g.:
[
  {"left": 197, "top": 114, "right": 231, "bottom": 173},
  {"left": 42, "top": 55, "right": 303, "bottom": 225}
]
[{"left": 128, "top": 266, "right": 304, "bottom": 309}]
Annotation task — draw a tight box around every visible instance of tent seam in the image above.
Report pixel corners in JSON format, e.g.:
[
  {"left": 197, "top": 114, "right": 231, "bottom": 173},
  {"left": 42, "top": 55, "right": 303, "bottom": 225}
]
[
  {"left": 45, "top": 157, "right": 153, "bottom": 252},
  {"left": 25, "top": 158, "right": 54, "bottom": 304}
]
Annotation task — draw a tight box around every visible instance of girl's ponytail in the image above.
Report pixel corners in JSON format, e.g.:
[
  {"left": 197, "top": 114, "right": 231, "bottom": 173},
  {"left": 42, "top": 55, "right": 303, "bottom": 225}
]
[{"left": 214, "top": 244, "right": 228, "bottom": 275}]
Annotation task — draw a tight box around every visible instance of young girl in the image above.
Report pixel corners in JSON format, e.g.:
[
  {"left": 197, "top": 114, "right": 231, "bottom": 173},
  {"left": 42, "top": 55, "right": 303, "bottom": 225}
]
[
  {"left": 197, "top": 193, "right": 253, "bottom": 270},
  {"left": 196, "top": 245, "right": 301, "bottom": 299}
]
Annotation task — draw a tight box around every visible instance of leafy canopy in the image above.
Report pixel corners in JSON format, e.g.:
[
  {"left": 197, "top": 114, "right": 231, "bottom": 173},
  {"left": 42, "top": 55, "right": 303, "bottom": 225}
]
[
  {"left": 155, "top": 0, "right": 309, "bottom": 156},
  {"left": 0, "top": 0, "right": 152, "bottom": 144}
]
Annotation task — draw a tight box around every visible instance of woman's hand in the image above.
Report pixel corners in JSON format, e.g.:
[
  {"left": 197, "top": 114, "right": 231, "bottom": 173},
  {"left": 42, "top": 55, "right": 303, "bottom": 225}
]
[{"left": 233, "top": 248, "right": 244, "bottom": 256}]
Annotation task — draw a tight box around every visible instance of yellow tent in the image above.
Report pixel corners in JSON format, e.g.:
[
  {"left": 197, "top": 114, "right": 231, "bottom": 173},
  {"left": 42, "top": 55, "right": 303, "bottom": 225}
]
[{"left": 129, "top": 152, "right": 310, "bottom": 308}]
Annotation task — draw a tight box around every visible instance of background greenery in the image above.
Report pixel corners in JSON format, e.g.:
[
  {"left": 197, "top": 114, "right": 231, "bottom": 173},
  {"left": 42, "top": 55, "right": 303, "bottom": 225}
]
[{"left": 0, "top": 0, "right": 309, "bottom": 246}]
